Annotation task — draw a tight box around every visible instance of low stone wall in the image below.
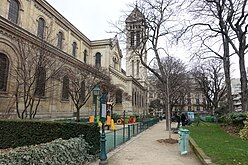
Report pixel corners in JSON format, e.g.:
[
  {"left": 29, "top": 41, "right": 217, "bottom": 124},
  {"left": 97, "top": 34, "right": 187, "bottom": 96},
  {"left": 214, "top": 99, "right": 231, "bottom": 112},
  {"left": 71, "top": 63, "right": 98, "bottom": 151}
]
[{"left": 189, "top": 137, "right": 217, "bottom": 165}]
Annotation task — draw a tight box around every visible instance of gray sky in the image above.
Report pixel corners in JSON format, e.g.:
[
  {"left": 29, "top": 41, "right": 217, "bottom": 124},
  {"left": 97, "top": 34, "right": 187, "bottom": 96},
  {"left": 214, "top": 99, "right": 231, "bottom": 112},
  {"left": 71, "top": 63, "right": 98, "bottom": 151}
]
[
  {"left": 45, "top": 0, "right": 243, "bottom": 78},
  {"left": 46, "top": 0, "right": 133, "bottom": 40}
]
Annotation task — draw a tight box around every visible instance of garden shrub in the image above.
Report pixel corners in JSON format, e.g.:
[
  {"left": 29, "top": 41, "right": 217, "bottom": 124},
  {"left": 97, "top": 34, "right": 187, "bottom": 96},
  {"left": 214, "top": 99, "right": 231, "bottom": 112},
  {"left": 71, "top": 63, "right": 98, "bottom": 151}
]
[
  {"left": 219, "top": 112, "right": 246, "bottom": 127},
  {"left": 0, "top": 135, "right": 93, "bottom": 165},
  {"left": 240, "top": 112, "right": 248, "bottom": 140}
]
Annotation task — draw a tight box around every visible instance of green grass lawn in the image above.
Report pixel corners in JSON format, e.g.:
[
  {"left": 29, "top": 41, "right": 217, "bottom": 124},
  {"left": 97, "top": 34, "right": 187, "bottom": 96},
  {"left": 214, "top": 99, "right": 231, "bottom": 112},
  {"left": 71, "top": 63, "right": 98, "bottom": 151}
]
[{"left": 187, "top": 123, "right": 248, "bottom": 165}]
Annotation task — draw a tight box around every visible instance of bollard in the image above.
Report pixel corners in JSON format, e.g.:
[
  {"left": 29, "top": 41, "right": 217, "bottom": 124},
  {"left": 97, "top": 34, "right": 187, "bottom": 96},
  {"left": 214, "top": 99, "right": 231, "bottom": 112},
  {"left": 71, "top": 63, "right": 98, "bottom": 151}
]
[
  {"left": 128, "top": 125, "right": 131, "bottom": 140},
  {"left": 114, "top": 130, "right": 116, "bottom": 148},
  {"left": 133, "top": 124, "right": 135, "bottom": 136},
  {"left": 178, "top": 128, "right": 190, "bottom": 155}
]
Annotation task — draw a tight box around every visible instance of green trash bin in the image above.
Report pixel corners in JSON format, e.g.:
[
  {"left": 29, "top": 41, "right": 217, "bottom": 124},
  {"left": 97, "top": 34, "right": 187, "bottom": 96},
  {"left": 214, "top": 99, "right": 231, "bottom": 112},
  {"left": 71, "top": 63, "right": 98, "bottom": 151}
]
[{"left": 178, "top": 128, "right": 190, "bottom": 155}]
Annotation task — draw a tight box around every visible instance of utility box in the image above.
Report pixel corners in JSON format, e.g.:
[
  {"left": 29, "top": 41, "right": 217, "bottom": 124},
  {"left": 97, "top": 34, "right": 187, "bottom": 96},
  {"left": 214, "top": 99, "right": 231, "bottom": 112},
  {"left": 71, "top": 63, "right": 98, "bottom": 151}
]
[{"left": 178, "top": 128, "right": 190, "bottom": 155}]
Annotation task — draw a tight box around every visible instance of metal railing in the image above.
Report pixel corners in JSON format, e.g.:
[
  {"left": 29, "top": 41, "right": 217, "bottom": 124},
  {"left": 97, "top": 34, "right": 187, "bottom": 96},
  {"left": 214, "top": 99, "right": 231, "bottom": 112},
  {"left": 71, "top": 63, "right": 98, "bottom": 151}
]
[{"left": 105, "top": 118, "right": 159, "bottom": 153}]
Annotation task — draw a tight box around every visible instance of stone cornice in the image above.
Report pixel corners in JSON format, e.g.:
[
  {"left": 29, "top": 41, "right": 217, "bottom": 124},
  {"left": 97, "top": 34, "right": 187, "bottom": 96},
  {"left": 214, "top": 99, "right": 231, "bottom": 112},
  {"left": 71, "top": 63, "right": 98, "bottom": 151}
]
[
  {"left": 33, "top": 0, "right": 52, "bottom": 19},
  {"left": 109, "top": 66, "right": 127, "bottom": 82},
  {"left": 132, "top": 78, "right": 145, "bottom": 91},
  {"left": 36, "top": 0, "right": 92, "bottom": 47},
  {"left": 91, "top": 39, "right": 112, "bottom": 47}
]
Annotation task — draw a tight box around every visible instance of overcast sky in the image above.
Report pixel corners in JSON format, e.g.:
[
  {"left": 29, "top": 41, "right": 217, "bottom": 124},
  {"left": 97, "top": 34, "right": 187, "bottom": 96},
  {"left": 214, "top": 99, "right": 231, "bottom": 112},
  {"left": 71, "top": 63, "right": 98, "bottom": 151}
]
[
  {"left": 45, "top": 0, "right": 243, "bottom": 78},
  {"left": 46, "top": 0, "right": 133, "bottom": 40}
]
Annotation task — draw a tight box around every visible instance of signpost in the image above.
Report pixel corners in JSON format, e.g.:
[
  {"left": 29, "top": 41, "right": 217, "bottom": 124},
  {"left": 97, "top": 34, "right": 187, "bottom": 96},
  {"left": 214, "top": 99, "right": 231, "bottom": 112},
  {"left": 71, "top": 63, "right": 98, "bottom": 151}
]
[{"left": 100, "top": 94, "right": 107, "bottom": 164}]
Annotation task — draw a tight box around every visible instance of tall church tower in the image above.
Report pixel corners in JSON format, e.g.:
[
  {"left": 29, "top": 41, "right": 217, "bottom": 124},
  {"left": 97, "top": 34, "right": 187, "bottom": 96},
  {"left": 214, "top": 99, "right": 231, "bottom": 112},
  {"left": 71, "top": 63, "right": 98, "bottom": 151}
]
[{"left": 125, "top": 6, "right": 147, "bottom": 83}]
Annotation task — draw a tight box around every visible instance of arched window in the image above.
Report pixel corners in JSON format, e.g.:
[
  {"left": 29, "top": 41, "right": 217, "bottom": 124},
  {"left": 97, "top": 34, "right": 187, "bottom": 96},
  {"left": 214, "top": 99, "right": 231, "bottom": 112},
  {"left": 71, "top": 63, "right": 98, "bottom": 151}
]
[
  {"left": 83, "top": 49, "right": 87, "bottom": 63},
  {"left": 134, "top": 91, "right": 137, "bottom": 106},
  {"left": 57, "top": 31, "right": 63, "bottom": 49},
  {"left": 137, "top": 60, "right": 140, "bottom": 77},
  {"left": 131, "top": 60, "right": 134, "bottom": 76},
  {"left": 113, "top": 56, "right": 118, "bottom": 69},
  {"left": 130, "top": 31, "right": 135, "bottom": 47},
  {"left": 62, "top": 76, "right": 69, "bottom": 100},
  {"left": 72, "top": 42, "right": 77, "bottom": 57},
  {"left": 137, "top": 92, "right": 140, "bottom": 107},
  {"left": 0, "top": 53, "right": 9, "bottom": 91},
  {"left": 132, "top": 91, "right": 134, "bottom": 106},
  {"left": 8, "top": 0, "right": 19, "bottom": 24},
  {"left": 37, "top": 18, "right": 45, "bottom": 39},
  {"left": 34, "top": 67, "right": 46, "bottom": 97},
  {"left": 136, "top": 31, "right": 140, "bottom": 46},
  {"left": 140, "top": 94, "right": 142, "bottom": 107},
  {"left": 95, "top": 52, "right": 101, "bottom": 67},
  {"left": 116, "top": 89, "right": 122, "bottom": 104},
  {"left": 141, "top": 96, "right": 143, "bottom": 107}
]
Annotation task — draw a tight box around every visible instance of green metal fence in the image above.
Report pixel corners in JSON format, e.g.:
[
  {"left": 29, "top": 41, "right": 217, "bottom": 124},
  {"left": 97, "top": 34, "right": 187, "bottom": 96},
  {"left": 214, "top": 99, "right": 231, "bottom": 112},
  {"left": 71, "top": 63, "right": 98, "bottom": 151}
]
[{"left": 105, "top": 118, "right": 159, "bottom": 153}]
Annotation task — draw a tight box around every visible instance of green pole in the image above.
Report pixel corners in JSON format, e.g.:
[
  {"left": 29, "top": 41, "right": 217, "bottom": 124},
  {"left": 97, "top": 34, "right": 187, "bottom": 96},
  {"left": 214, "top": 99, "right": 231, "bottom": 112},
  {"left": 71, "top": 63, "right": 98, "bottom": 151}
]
[{"left": 100, "top": 94, "right": 107, "bottom": 164}]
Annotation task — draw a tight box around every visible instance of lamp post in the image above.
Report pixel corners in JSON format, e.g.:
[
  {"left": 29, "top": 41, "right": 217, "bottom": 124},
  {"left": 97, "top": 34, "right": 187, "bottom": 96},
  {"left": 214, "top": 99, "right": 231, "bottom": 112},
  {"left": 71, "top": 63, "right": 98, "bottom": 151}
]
[
  {"left": 100, "top": 93, "right": 107, "bottom": 164},
  {"left": 123, "top": 110, "right": 126, "bottom": 143},
  {"left": 93, "top": 85, "right": 100, "bottom": 122}
]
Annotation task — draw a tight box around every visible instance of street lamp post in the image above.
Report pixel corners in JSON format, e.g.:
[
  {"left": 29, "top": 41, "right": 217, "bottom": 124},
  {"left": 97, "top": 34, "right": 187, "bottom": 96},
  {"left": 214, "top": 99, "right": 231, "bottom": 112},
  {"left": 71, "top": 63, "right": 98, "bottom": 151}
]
[
  {"left": 93, "top": 85, "right": 100, "bottom": 122},
  {"left": 123, "top": 110, "right": 126, "bottom": 143},
  {"left": 100, "top": 93, "right": 107, "bottom": 164}
]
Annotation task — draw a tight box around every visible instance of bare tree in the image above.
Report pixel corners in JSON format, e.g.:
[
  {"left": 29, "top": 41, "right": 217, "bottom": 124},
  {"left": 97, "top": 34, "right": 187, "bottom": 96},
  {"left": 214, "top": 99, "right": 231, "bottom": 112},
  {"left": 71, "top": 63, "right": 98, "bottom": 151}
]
[
  {"left": 155, "top": 56, "right": 189, "bottom": 139},
  {"left": 225, "top": 0, "right": 248, "bottom": 111},
  {"left": 181, "top": 0, "right": 234, "bottom": 112},
  {"left": 116, "top": 0, "right": 183, "bottom": 133},
  {"left": 110, "top": 0, "right": 187, "bottom": 136},
  {"left": 192, "top": 59, "right": 226, "bottom": 114},
  {"left": 149, "top": 99, "right": 162, "bottom": 115},
  {"left": 184, "top": 0, "right": 248, "bottom": 111},
  {"left": 13, "top": 38, "right": 64, "bottom": 119},
  {"left": 60, "top": 67, "right": 109, "bottom": 122}
]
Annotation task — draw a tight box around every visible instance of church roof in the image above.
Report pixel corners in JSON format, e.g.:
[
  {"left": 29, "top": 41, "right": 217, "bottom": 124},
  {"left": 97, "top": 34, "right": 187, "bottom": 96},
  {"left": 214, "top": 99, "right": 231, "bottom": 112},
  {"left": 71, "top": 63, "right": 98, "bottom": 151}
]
[{"left": 125, "top": 6, "right": 145, "bottom": 23}]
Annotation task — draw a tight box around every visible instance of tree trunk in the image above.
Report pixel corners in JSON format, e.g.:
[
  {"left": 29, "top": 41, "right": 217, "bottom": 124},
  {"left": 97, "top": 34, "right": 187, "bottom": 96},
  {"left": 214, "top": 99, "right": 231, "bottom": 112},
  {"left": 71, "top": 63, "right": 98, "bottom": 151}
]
[
  {"left": 167, "top": 76, "right": 171, "bottom": 139},
  {"left": 15, "top": 93, "right": 20, "bottom": 118},
  {"left": 76, "top": 108, "right": 80, "bottom": 122},
  {"left": 164, "top": 101, "right": 169, "bottom": 131},
  {"left": 239, "top": 50, "right": 248, "bottom": 111},
  {"left": 223, "top": 36, "right": 233, "bottom": 112}
]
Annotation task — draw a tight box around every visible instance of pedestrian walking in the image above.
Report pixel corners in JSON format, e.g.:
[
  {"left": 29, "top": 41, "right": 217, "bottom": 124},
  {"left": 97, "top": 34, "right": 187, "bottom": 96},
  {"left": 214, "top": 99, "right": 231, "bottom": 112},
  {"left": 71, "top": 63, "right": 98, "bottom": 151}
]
[
  {"left": 175, "top": 111, "right": 181, "bottom": 129},
  {"left": 181, "top": 112, "right": 188, "bottom": 126}
]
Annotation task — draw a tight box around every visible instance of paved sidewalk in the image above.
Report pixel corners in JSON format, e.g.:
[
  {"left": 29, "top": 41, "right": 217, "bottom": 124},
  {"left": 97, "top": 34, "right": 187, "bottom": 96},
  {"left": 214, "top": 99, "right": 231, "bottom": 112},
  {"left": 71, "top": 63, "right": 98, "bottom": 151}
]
[{"left": 91, "top": 120, "right": 200, "bottom": 165}]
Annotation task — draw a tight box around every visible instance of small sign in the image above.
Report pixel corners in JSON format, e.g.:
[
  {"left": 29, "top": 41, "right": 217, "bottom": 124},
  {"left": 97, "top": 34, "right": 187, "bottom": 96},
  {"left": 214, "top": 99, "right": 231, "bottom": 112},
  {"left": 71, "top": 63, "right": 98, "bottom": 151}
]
[
  {"left": 102, "top": 104, "right": 106, "bottom": 118},
  {"left": 187, "top": 112, "right": 194, "bottom": 121}
]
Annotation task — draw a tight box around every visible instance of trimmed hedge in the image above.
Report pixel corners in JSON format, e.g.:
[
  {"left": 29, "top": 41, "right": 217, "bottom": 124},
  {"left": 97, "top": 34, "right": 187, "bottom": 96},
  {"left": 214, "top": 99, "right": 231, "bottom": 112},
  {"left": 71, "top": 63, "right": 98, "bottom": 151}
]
[
  {"left": 0, "top": 135, "right": 93, "bottom": 165},
  {"left": 0, "top": 120, "right": 100, "bottom": 155}
]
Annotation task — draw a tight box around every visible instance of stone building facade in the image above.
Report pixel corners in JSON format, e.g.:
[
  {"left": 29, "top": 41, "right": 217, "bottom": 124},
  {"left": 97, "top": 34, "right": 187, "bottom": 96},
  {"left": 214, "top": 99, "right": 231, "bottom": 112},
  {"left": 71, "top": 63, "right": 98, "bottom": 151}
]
[
  {"left": 172, "top": 76, "right": 208, "bottom": 114},
  {"left": 147, "top": 74, "right": 208, "bottom": 115},
  {"left": 0, "top": 0, "right": 148, "bottom": 119}
]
